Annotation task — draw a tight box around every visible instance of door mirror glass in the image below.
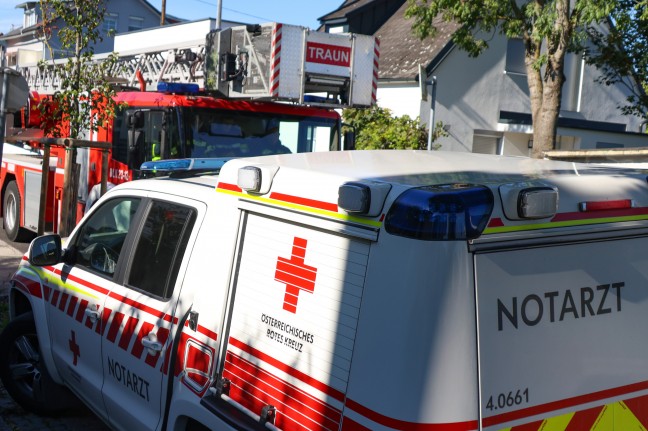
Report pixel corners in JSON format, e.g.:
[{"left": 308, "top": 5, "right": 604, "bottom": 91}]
[{"left": 29, "top": 234, "right": 62, "bottom": 266}]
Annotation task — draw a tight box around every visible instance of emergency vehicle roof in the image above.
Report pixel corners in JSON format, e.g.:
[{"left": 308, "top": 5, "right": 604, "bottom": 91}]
[{"left": 123, "top": 150, "right": 647, "bottom": 191}]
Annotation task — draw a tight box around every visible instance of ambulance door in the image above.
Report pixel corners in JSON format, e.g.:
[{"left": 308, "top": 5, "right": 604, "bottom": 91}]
[
  {"left": 212, "top": 210, "right": 373, "bottom": 430},
  {"left": 100, "top": 195, "right": 202, "bottom": 431},
  {"left": 475, "top": 233, "right": 648, "bottom": 430},
  {"left": 47, "top": 195, "right": 143, "bottom": 419}
]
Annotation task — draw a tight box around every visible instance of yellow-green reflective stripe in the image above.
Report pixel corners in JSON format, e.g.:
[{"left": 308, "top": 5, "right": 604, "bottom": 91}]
[
  {"left": 21, "top": 266, "right": 99, "bottom": 300},
  {"left": 484, "top": 214, "right": 648, "bottom": 235},
  {"left": 217, "top": 188, "right": 383, "bottom": 228}
]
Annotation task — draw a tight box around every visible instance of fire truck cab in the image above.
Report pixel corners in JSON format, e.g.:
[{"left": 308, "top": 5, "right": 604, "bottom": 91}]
[{"left": 3, "top": 150, "right": 648, "bottom": 431}]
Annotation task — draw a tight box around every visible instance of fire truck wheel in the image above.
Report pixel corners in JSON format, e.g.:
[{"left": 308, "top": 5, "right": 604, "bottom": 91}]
[
  {"left": 0, "top": 312, "right": 67, "bottom": 415},
  {"left": 4, "top": 181, "right": 33, "bottom": 243}
]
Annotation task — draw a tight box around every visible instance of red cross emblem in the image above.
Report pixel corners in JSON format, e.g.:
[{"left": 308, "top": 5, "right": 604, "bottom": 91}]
[
  {"left": 69, "top": 331, "right": 80, "bottom": 366},
  {"left": 275, "top": 237, "right": 317, "bottom": 313}
]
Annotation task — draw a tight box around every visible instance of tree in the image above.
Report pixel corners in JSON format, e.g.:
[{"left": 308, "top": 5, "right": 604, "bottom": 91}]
[
  {"left": 38, "top": 0, "right": 122, "bottom": 235},
  {"left": 343, "top": 106, "right": 445, "bottom": 150},
  {"left": 584, "top": 0, "right": 648, "bottom": 122},
  {"left": 405, "top": 0, "right": 616, "bottom": 158}
]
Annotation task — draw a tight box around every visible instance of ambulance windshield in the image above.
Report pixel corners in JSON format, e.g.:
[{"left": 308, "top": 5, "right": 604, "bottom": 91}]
[{"left": 183, "top": 108, "right": 339, "bottom": 158}]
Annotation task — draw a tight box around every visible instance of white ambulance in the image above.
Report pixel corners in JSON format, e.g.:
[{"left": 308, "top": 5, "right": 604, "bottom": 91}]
[{"left": 2, "top": 150, "right": 648, "bottom": 431}]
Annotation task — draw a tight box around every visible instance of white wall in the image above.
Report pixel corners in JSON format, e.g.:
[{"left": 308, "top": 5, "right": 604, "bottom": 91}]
[{"left": 376, "top": 83, "right": 422, "bottom": 119}]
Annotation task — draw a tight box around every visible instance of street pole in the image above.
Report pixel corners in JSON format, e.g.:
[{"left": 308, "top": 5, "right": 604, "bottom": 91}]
[
  {"left": 426, "top": 76, "right": 437, "bottom": 151},
  {"left": 216, "top": 0, "right": 223, "bottom": 31}
]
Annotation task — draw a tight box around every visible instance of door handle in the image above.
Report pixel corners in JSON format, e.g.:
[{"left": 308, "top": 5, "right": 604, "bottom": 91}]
[
  {"left": 142, "top": 332, "right": 163, "bottom": 356},
  {"left": 84, "top": 304, "right": 100, "bottom": 323}
]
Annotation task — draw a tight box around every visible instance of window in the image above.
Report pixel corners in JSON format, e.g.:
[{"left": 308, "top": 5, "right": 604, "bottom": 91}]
[
  {"left": 23, "top": 8, "right": 36, "bottom": 28},
  {"left": 73, "top": 197, "right": 141, "bottom": 277},
  {"left": 128, "top": 16, "right": 144, "bottom": 31},
  {"left": 103, "top": 13, "right": 118, "bottom": 33},
  {"left": 112, "top": 108, "right": 169, "bottom": 169},
  {"left": 127, "top": 201, "right": 196, "bottom": 299},
  {"left": 505, "top": 38, "right": 526, "bottom": 75}
]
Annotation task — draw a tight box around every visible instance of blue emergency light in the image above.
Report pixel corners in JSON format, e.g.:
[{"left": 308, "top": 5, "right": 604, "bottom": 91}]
[
  {"left": 157, "top": 82, "right": 200, "bottom": 94},
  {"left": 140, "top": 158, "right": 229, "bottom": 173},
  {"left": 385, "top": 184, "right": 494, "bottom": 241}
]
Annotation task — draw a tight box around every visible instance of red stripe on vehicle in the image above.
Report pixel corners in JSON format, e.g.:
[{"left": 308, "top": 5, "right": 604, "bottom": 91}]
[
  {"left": 345, "top": 398, "right": 478, "bottom": 431},
  {"left": 552, "top": 206, "right": 648, "bottom": 222},
  {"left": 58, "top": 292, "right": 69, "bottom": 312},
  {"left": 107, "top": 312, "right": 125, "bottom": 343},
  {"left": 108, "top": 292, "right": 177, "bottom": 324},
  {"left": 51, "top": 267, "right": 110, "bottom": 295},
  {"left": 12, "top": 275, "right": 43, "bottom": 299},
  {"left": 95, "top": 307, "right": 112, "bottom": 334},
  {"left": 488, "top": 218, "right": 505, "bottom": 228},
  {"left": 622, "top": 394, "right": 648, "bottom": 428},
  {"left": 42, "top": 283, "right": 50, "bottom": 301},
  {"left": 196, "top": 324, "right": 218, "bottom": 342},
  {"left": 76, "top": 299, "right": 88, "bottom": 322},
  {"left": 482, "top": 379, "right": 648, "bottom": 427},
  {"left": 564, "top": 406, "right": 605, "bottom": 431},
  {"left": 224, "top": 351, "right": 341, "bottom": 429},
  {"left": 51, "top": 289, "right": 60, "bottom": 307},
  {"left": 229, "top": 337, "right": 345, "bottom": 402},
  {"left": 217, "top": 182, "right": 243, "bottom": 193},
  {"left": 118, "top": 316, "right": 138, "bottom": 351},
  {"left": 269, "top": 192, "right": 338, "bottom": 212},
  {"left": 66, "top": 295, "right": 78, "bottom": 317}
]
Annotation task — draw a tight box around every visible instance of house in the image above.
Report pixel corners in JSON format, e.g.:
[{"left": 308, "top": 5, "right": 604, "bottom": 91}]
[
  {"left": 319, "top": 0, "right": 648, "bottom": 155},
  {"left": 0, "top": 0, "right": 179, "bottom": 67}
]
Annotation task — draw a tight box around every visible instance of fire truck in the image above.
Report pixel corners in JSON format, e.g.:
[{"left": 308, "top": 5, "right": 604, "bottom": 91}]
[{"left": 1, "top": 20, "right": 380, "bottom": 242}]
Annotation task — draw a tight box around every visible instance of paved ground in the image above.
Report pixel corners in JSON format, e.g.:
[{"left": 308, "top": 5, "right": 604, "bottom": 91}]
[{"left": 0, "top": 228, "right": 110, "bottom": 431}]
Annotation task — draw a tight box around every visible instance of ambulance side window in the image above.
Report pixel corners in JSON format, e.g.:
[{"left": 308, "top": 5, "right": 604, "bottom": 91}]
[
  {"left": 126, "top": 200, "right": 196, "bottom": 299},
  {"left": 73, "top": 197, "right": 142, "bottom": 278}
]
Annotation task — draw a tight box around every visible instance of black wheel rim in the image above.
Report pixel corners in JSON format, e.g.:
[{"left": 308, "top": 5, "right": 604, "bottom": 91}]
[{"left": 7, "top": 333, "right": 41, "bottom": 398}]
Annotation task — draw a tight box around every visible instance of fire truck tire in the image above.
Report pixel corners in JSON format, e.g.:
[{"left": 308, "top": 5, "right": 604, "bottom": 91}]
[
  {"left": 4, "top": 181, "right": 33, "bottom": 242},
  {"left": 0, "top": 312, "right": 70, "bottom": 415}
]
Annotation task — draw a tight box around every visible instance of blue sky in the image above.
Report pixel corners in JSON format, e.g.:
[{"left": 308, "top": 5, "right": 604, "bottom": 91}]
[{"left": 0, "top": 0, "right": 343, "bottom": 35}]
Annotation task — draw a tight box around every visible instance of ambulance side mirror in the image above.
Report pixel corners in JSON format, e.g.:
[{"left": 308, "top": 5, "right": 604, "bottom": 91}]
[{"left": 29, "top": 234, "right": 62, "bottom": 266}]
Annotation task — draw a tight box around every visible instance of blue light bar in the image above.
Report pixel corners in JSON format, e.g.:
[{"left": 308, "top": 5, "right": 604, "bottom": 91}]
[
  {"left": 140, "top": 158, "right": 228, "bottom": 172},
  {"left": 385, "top": 184, "right": 494, "bottom": 241},
  {"left": 157, "top": 82, "right": 200, "bottom": 94}
]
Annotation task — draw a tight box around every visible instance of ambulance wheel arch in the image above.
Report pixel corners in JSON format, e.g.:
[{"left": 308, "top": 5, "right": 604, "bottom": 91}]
[
  {"left": 5, "top": 276, "right": 67, "bottom": 386},
  {"left": 0, "top": 312, "right": 77, "bottom": 415},
  {"left": 3, "top": 180, "right": 33, "bottom": 242}
]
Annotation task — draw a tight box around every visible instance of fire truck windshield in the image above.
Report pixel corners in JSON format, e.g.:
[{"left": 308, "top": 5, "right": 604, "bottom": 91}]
[
  {"left": 182, "top": 108, "right": 339, "bottom": 158},
  {"left": 112, "top": 106, "right": 340, "bottom": 174}
]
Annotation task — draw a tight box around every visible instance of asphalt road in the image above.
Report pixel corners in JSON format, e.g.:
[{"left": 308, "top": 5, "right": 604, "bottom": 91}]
[{"left": 0, "top": 224, "right": 110, "bottom": 431}]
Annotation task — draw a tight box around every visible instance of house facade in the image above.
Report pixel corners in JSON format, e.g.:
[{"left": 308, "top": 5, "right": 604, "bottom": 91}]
[
  {"left": 0, "top": 0, "right": 177, "bottom": 67},
  {"left": 319, "top": 0, "right": 648, "bottom": 154}
]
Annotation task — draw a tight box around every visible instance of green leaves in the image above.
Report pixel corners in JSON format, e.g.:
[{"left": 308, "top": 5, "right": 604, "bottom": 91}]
[
  {"left": 38, "top": 0, "right": 121, "bottom": 139},
  {"left": 584, "top": 0, "right": 648, "bottom": 121},
  {"left": 343, "top": 106, "right": 445, "bottom": 150}
]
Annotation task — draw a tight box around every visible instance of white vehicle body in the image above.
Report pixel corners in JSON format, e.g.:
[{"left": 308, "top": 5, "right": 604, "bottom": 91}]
[{"left": 3, "top": 150, "right": 648, "bottom": 431}]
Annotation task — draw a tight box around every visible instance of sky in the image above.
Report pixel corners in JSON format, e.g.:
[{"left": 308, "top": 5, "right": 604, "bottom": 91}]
[{"left": 0, "top": 0, "right": 344, "bottom": 35}]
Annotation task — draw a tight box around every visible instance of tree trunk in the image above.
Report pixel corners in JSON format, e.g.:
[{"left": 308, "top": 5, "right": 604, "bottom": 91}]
[{"left": 528, "top": 0, "right": 571, "bottom": 159}]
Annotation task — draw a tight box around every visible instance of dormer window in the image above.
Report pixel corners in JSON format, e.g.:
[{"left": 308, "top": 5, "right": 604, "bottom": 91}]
[{"left": 23, "top": 8, "right": 36, "bottom": 28}]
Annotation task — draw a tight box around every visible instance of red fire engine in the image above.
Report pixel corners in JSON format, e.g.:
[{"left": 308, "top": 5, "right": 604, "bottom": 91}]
[{"left": 1, "top": 22, "right": 379, "bottom": 242}]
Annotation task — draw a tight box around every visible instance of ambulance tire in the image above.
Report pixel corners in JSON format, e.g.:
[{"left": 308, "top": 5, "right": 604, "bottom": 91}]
[
  {"left": 4, "top": 181, "right": 34, "bottom": 243},
  {"left": 0, "top": 312, "right": 69, "bottom": 415}
]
